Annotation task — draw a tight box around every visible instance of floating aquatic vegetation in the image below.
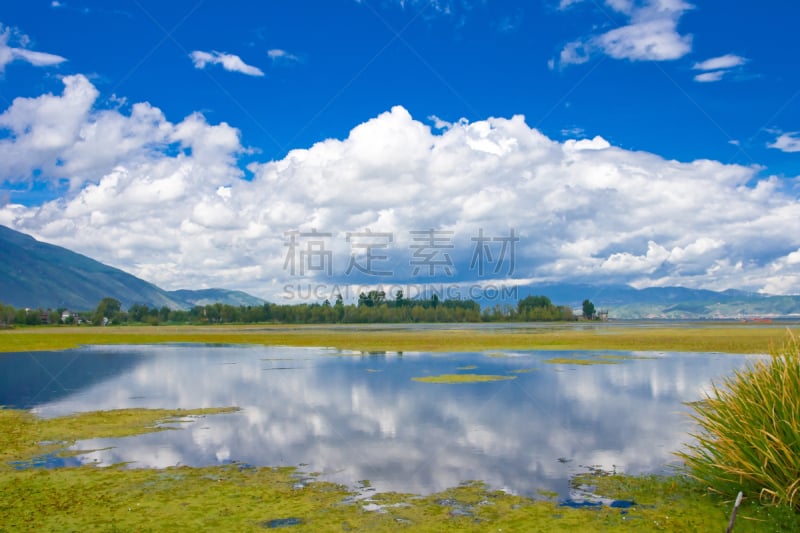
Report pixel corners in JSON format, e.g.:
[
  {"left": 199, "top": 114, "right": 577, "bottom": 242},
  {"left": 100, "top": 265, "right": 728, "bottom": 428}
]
[
  {"left": 411, "top": 374, "right": 516, "bottom": 384},
  {"left": 544, "top": 357, "right": 620, "bottom": 366}
]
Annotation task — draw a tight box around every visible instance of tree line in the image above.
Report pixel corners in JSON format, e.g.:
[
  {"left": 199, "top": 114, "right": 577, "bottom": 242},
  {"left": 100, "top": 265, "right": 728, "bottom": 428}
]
[{"left": 0, "top": 292, "right": 591, "bottom": 326}]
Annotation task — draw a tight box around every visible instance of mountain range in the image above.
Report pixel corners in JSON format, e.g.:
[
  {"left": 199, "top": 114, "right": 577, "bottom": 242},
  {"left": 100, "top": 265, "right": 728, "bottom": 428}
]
[
  {"left": 511, "top": 283, "right": 800, "bottom": 319},
  {"left": 0, "top": 225, "right": 264, "bottom": 311},
  {"left": 2, "top": 224, "right": 800, "bottom": 318}
]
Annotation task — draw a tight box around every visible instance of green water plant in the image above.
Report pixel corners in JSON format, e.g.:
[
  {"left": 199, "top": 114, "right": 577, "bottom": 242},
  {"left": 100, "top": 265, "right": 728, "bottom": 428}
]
[
  {"left": 678, "top": 331, "right": 800, "bottom": 510},
  {"left": 411, "top": 373, "right": 516, "bottom": 384},
  {"left": 544, "top": 357, "right": 620, "bottom": 366}
]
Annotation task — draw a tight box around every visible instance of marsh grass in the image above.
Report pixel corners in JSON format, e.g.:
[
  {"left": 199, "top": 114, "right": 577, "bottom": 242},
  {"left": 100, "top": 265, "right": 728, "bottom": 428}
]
[
  {"left": 678, "top": 332, "right": 800, "bottom": 510},
  {"left": 1, "top": 323, "right": 796, "bottom": 354}
]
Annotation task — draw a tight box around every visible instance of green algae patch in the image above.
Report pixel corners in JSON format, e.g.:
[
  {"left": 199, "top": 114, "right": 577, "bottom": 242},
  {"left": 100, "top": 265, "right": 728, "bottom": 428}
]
[
  {"left": 457, "top": 365, "right": 477, "bottom": 370},
  {"left": 537, "top": 488, "right": 559, "bottom": 499},
  {"left": 545, "top": 357, "right": 621, "bottom": 366},
  {"left": 0, "top": 463, "right": 373, "bottom": 532},
  {"left": 509, "top": 368, "right": 535, "bottom": 374},
  {"left": 2, "top": 468, "right": 795, "bottom": 533},
  {"left": 0, "top": 407, "right": 239, "bottom": 468},
  {"left": 2, "top": 405, "right": 798, "bottom": 531},
  {"left": 543, "top": 351, "right": 657, "bottom": 365},
  {"left": 598, "top": 354, "right": 658, "bottom": 361},
  {"left": 360, "top": 475, "right": 800, "bottom": 532},
  {"left": 568, "top": 472, "right": 800, "bottom": 532},
  {"left": 412, "top": 373, "right": 516, "bottom": 384}
]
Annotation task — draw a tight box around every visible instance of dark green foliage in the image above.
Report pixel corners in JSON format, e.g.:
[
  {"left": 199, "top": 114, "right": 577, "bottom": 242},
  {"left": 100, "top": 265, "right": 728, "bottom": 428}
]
[
  {"left": 92, "top": 297, "right": 122, "bottom": 325},
  {"left": 358, "top": 290, "right": 386, "bottom": 307},
  {"left": 517, "top": 295, "right": 553, "bottom": 311},
  {"left": 516, "top": 295, "right": 575, "bottom": 321},
  {"left": 0, "top": 303, "right": 15, "bottom": 325},
  {"left": 582, "top": 299, "right": 596, "bottom": 319},
  {"left": 1, "top": 291, "right": 579, "bottom": 326}
]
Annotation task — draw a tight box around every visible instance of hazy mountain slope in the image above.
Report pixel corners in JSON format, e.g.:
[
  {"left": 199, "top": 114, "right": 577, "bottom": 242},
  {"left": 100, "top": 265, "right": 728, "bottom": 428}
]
[
  {"left": 513, "top": 283, "right": 798, "bottom": 319},
  {"left": 168, "top": 289, "right": 265, "bottom": 307},
  {"left": 0, "top": 225, "right": 185, "bottom": 310},
  {"left": 0, "top": 226, "right": 263, "bottom": 310}
]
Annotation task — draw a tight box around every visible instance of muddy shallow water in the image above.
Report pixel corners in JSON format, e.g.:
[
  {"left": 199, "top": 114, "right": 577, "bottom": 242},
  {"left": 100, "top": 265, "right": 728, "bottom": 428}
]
[{"left": 0, "top": 344, "right": 761, "bottom": 497}]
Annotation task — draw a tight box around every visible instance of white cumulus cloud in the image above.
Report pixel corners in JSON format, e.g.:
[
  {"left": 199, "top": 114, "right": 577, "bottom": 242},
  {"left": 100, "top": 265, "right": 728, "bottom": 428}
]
[
  {"left": 558, "top": 0, "right": 584, "bottom": 9},
  {"left": 595, "top": 18, "right": 691, "bottom": 61},
  {"left": 0, "top": 23, "right": 67, "bottom": 73},
  {"left": 693, "top": 70, "right": 726, "bottom": 83},
  {"left": 556, "top": 0, "right": 692, "bottom": 67},
  {"left": 692, "top": 53, "right": 747, "bottom": 83},
  {"left": 3, "top": 79, "right": 800, "bottom": 298},
  {"left": 267, "top": 49, "right": 300, "bottom": 63},
  {"left": 190, "top": 50, "right": 264, "bottom": 77},
  {"left": 693, "top": 54, "right": 746, "bottom": 71},
  {"left": 768, "top": 132, "right": 800, "bottom": 153}
]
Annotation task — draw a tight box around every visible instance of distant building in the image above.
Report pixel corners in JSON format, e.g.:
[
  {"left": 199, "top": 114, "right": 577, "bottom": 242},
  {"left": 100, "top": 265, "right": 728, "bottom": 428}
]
[{"left": 60, "top": 310, "right": 84, "bottom": 325}]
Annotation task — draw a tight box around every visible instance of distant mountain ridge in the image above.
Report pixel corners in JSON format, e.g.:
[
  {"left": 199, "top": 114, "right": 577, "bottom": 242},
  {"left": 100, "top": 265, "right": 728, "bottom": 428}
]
[
  {"left": 0, "top": 225, "right": 265, "bottom": 310},
  {"left": 512, "top": 282, "right": 800, "bottom": 319},
  {"left": 168, "top": 288, "right": 265, "bottom": 307}
]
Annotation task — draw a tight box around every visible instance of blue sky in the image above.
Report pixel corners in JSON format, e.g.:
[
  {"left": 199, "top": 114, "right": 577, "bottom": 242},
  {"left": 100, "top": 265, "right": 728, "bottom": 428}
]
[
  {"left": 1, "top": 1, "right": 800, "bottom": 300},
  {"left": 4, "top": 0, "right": 796, "bottom": 171}
]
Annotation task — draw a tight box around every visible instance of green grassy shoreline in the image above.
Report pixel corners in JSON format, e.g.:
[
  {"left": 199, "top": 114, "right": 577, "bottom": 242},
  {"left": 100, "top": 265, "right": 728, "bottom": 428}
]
[
  {"left": 2, "top": 324, "right": 799, "bottom": 530},
  {"left": 1, "top": 322, "right": 797, "bottom": 354}
]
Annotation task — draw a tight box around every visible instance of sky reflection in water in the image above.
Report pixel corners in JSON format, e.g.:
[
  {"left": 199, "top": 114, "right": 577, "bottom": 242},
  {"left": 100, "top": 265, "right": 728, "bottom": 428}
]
[{"left": 1, "top": 344, "right": 761, "bottom": 497}]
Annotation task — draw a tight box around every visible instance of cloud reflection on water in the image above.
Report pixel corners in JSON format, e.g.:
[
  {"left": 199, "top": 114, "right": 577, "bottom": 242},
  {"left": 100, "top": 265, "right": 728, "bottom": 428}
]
[{"left": 21, "top": 345, "right": 760, "bottom": 496}]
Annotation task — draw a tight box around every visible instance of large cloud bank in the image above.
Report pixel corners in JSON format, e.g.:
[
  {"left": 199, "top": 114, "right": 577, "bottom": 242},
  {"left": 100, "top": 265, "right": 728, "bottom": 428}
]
[{"left": 3, "top": 75, "right": 800, "bottom": 299}]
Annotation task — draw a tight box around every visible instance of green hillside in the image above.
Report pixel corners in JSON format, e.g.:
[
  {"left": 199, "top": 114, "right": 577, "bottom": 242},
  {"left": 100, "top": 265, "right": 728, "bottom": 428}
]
[{"left": 0, "top": 226, "right": 263, "bottom": 311}]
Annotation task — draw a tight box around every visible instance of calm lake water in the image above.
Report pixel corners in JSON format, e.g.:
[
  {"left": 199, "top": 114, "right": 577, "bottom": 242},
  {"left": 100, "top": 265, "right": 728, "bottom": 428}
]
[{"left": 0, "top": 344, "right": 762, "bottom": 498}]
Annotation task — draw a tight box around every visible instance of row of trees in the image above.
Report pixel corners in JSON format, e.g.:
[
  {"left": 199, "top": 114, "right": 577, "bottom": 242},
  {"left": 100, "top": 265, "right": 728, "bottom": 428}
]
[
  {"left": 0, "top": 304, "right": 62, "bottom": 326},
  {"left": 1, "top": 293, "right": 588, "bottom": 326}
]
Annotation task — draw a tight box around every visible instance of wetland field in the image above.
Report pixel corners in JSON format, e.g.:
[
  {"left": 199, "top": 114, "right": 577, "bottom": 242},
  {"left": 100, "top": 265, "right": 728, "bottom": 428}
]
[{"left": 1, "top": 322, "right": 799, "bottom": 531}]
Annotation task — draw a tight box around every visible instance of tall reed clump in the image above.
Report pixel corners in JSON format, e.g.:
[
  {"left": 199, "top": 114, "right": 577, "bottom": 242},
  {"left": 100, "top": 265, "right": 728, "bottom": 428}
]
[{"left": 677, "top": 331, "right": 800, "bottom": 510}]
